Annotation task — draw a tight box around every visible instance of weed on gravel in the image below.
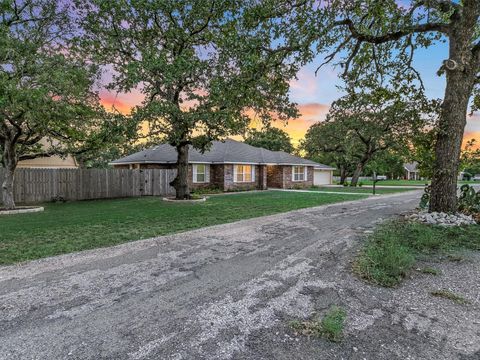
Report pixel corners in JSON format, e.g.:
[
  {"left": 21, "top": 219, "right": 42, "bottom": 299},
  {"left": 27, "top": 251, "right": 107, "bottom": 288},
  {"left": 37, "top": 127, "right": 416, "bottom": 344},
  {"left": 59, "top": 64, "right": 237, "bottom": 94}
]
[
  {"left": 430, "top": 289, "right": 470, "bottom": 304},
  {"left": 290, "top": 306, "right": 346, "bottom": 342},
  {"left": 417, "top": 267, "right": 441, "bottom": 275},
  {"left": 354, "top": 220, "right": 480, "bottom": 287}
]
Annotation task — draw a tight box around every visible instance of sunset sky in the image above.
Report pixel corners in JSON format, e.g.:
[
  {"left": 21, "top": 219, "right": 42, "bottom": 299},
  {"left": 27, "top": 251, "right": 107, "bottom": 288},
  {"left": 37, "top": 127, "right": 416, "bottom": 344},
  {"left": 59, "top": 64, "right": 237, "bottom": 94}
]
[{"left": 99, "top": 39, "right": 480, "bottom": 149}]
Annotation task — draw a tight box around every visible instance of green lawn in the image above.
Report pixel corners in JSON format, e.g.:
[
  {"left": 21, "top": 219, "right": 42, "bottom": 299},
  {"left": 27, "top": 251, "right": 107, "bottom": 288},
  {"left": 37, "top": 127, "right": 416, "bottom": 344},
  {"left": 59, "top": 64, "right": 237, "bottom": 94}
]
[
  {"left": 0, "top": 190, "right": 366, "bottom": 265},
  {"left": 311, "top": 186, "right": 420, "bottom": 194}
]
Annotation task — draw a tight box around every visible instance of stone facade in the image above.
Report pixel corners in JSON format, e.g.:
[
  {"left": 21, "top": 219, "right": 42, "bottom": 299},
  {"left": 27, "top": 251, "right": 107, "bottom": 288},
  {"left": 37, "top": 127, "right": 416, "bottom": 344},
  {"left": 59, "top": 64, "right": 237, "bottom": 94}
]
[{"left": 113, "top": 163, "right": 312, "bottom": 191}]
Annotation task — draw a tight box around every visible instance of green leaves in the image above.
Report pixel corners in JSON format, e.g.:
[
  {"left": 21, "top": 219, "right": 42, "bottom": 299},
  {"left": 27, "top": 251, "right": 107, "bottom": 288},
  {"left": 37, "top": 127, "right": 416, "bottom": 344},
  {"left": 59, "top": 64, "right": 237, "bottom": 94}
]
[
  {"left": 244, "top": 126, "right": 294, "bottom": 153},
  {"left": 0, "top": 0, "right": 131, "bottom": 167},
  {"left": 77, "top": 0, "right": 301, "bottom": 149}
]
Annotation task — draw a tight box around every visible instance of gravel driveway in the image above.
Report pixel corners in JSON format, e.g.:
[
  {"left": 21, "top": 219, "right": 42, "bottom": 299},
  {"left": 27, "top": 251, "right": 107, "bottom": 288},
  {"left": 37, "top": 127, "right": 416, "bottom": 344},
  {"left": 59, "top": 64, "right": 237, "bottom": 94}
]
[{"left": 1, "top": 190, "right": 479, "bottom": 360}]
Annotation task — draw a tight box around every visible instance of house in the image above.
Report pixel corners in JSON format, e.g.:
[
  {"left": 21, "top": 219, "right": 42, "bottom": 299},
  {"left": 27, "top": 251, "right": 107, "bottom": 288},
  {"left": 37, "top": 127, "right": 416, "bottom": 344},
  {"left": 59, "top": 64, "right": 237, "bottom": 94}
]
[
  {"left": 404, "top": 162, "right": 420, "bottom": 180},
  {"left": 110, "top": 139, "right": 335, "bottom": 191},
  {"left": 18, "top": 155, "right": 78, "bottom": 169},
  {"left": 17, "top": 138, "right": 78, "bottom": 169}
]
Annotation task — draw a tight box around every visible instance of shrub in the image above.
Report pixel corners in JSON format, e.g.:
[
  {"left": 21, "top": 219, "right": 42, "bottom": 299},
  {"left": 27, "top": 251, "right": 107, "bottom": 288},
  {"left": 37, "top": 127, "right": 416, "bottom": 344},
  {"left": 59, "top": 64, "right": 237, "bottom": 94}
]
[
  {"left": 458, "top": 184, "right": 480, "bottom": 214},
  {"left": 419, "top": 185, "right": 431, "bottom": 210},
  {"left": 420, "top": 184, "right": 480, "bottom": 214},
  {"left": 191, "top": 186, "right": 223, "bottom": 195}
]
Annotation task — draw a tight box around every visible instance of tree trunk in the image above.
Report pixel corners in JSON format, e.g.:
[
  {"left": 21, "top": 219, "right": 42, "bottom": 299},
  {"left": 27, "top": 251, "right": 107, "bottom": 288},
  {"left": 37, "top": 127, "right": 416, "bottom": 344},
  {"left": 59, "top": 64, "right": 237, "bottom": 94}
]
[
  {"left": 170, "top": 143, "right": 190, "bottom": 199},
  {"left": 339, "top": 166, "right": 347, "bottom": 185},
  {"left": 429, "top": 10, "right": 478, "bottom": 213},
  {"left": 1, "top": 142, "right": 17, "bottom": 210},
  {"left": 350, "top": 162, "right": 365, "bottom": 187}
]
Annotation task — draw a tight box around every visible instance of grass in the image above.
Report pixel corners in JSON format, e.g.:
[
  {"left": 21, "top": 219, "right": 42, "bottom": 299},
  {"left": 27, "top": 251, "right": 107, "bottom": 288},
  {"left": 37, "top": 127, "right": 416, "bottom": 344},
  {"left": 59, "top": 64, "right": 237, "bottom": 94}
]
[
  {"left": 310, "top": 186, "right": 419, "bottom": 194},
  {"left": 290, "top": 306, "right": 347, "bottom": 342},
  {"left": 430, "top": 289, "right": 470, "bottom": 304},
  {"left": 0, "top": 190, "right": 365, "bottom": 265},
  {"left": 354, "top": 220, "right": 480, "bottom": 287}
]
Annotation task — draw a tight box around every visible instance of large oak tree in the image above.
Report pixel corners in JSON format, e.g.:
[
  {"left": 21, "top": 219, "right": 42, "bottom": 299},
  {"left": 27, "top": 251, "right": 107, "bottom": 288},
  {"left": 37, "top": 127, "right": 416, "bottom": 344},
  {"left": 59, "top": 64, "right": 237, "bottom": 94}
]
[
  {"left": 0, "top": 0, "right": 123, "bottom": 209},
  {"left": 302, "top": 82, "right": 437, "bottom": 186},
  {"left": 77, "top": 0, "right": 301, "bottom": 199},
  {"left": 289, "top": 0, "right": 480, "bottom": 212}
]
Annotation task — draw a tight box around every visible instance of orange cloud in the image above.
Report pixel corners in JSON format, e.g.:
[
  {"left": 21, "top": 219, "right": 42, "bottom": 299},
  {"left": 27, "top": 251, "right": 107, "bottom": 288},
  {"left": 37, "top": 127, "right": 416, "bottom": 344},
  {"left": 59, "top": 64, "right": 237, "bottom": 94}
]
[
  {"left": 99, "top": 90, "right": 145, "bottom": 114},
  {"left": 274, "top": 103, "right": 329, "bottom": 145},
  {"left": 243, "top": 103, "right": 330, "bottom": 146},
  {"left": 463, "top": 113, "right": 480, "bottom": 149}
]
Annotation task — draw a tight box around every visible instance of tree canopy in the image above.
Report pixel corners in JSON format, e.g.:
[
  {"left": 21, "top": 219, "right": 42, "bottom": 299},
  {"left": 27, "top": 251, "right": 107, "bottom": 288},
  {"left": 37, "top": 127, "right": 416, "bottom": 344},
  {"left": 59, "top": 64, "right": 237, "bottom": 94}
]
[
  {"left": 76, "top": 0, "right": 301, "bottom": 199},
  {"left": 271, "top": 0, "right": 480, "bottom": 211},
  {"left": 302, "top": 80, "right": 437, "bottom": 186},
  {"left": 244, "top": 127, "right": 294, "bottom": 153},
  {"left": 0, "top": 0, "right": 126, "bottom": 209}
]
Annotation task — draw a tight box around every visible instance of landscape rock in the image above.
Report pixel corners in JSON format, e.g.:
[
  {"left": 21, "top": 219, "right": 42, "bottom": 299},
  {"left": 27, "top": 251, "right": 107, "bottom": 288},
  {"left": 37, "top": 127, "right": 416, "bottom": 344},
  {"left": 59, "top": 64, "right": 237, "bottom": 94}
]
[{"left": 408, "top": 211, "right": 477, "bottom": 226}]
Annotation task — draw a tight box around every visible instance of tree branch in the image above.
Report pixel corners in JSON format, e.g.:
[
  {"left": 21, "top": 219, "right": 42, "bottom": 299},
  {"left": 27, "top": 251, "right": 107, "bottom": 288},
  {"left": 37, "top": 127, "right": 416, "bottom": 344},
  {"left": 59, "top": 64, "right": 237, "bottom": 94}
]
[{"left": 333, "top": 18, "right": 449, "bottom": 43}]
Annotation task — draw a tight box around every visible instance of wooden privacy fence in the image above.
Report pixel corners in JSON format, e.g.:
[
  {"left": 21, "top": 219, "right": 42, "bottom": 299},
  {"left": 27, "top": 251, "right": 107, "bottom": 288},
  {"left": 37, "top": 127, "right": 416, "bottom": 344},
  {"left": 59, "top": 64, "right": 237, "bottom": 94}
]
[{"left": 0, "top": 168, "right": 177, "bottom": 204}]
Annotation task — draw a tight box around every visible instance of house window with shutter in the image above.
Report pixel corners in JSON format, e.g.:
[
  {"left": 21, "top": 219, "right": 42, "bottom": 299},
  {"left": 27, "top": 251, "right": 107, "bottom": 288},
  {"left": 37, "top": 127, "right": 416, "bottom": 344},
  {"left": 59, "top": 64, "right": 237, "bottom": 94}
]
[
  {"left": 233, "top": 165, "right": 255, "bottom": 182},
  {"left": 292, "top": 166, "right": 307, "bottom": 181},
  {"left": 193, "top": 164, "right": 210, "bottom": 183}
]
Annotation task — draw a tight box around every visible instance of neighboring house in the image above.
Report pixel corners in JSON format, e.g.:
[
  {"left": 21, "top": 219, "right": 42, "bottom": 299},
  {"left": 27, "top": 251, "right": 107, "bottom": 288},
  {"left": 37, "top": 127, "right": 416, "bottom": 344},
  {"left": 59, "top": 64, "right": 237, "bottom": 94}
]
[
  {"left": 17, "top": 138, "right": 78, "bottom": 169},
  {"left": 17, "top": 155, "right": 78, "bottom": 169},
  {"left": 404, "top": 162, "right": 420, "bottom": 180},
  {"left": 110, "top": 139, "right": 335, "bottom": 191}
]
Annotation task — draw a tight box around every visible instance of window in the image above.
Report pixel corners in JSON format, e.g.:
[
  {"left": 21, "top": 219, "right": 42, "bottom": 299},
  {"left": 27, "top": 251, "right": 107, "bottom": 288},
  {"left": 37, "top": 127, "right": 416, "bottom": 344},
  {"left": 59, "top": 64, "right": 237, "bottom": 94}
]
[
  {"left": 292, "top": 166, "right": 307, "bottom": 181},
  {"left": 193, "top": 164, "right": 209, "bottom": 183},
  {"left": 234, "top": 165, "right": 255, "bottom": 183}
]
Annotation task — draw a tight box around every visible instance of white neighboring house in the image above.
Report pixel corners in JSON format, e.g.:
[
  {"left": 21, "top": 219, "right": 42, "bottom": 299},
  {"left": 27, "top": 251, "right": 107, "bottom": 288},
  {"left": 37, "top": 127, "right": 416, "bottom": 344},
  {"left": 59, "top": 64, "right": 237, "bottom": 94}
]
[{"left": 404, "top": 162, "right": 420, "bottom": 180}]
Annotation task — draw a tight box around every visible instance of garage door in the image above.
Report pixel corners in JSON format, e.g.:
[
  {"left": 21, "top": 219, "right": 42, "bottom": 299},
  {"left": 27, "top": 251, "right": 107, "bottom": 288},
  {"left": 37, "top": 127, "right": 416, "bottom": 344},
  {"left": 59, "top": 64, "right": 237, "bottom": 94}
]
[{"left": 314, "top": 170, "right": 331, "bottom": 185}]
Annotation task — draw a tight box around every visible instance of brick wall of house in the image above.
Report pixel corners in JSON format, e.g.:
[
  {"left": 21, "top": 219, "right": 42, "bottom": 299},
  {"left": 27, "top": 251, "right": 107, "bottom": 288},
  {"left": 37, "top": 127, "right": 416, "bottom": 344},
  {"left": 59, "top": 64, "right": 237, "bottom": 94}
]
[
  {"left": 223, "top": 164, "right": 264, "bottom": 191},
  {"left": 267, "top": 165, "right": 284, "bottom": 188},
  {"left": 188, "top": 164, "right": 225, "bottom": 190},
  {"left": 211, "top": 164, "right": 225, "bottom": 189},
  {"left": 113, "top": 163, "right": 312, "bottom": 190},
  {"left": 259, "top": 165, "right": 268, "bottom": 190},
  {"left": 283, "top": 166, "right": 314, "bottom": 189}
]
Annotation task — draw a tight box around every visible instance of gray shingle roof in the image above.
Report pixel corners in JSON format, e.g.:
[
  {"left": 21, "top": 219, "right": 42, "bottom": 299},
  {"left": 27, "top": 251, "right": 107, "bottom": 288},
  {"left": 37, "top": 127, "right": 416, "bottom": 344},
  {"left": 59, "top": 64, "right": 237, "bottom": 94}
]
[
  {"left": 404, "top": 162, "right": 418, "bottom": 172},
  {"left": 110, "top": 139, "right": 335, "bottom": 169}
]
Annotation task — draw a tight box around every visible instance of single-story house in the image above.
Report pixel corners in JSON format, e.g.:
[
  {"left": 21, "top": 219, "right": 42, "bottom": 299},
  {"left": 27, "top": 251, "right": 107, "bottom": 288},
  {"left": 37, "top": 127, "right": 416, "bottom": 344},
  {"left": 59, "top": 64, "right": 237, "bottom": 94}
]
[
  {"left": 17, "top": 138, "right": 78, "bottom": 169},
  {"left": 110, "top": 139, "right": 335, "bottom": 191},
  {"left": 404, "top": 162, "right": 420, "bottom": 180}
]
